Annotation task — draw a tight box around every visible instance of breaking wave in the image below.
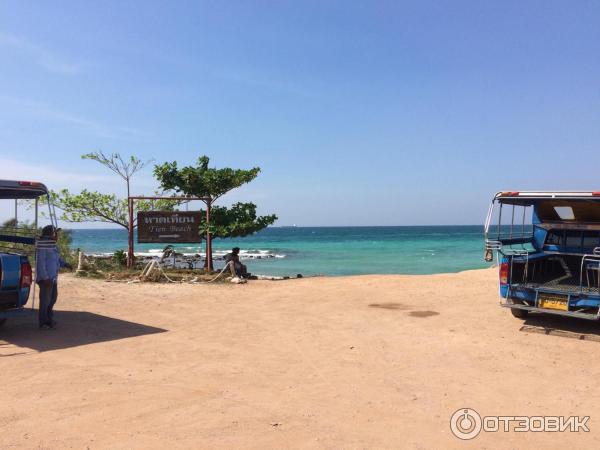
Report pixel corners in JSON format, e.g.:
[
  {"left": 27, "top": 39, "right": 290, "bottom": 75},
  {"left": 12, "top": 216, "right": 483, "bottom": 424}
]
[{"left": 87, "top": 248, "right": 286, "bottom": 260}]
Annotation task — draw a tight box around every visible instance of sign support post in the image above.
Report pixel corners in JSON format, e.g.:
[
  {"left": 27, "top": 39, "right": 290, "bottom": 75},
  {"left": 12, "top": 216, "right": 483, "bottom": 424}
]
[
  {"left": 205, "top": 198, "right": 213, "bottom": 272},
  {"left": 127, "top": 196, "right": 212, "bottom": 271},
  {"left": 128, "top": 197, "right": 134, "bottom": 268}
]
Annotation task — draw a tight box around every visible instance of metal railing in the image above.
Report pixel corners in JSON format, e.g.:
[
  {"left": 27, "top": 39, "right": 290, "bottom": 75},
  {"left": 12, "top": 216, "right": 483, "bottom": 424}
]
[
  {"left": 484, "top": 197, "right": 537, "bottom": 264},
  {"left": 580, "top": 247, "right": 600, "bottom": 293}
]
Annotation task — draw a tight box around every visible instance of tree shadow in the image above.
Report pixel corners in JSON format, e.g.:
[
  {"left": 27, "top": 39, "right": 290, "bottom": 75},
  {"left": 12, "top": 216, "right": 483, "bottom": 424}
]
[
  {"left": 0, "top": 310, "right": 167, "bottom": 354},
  {"left": 521, "top": 314, "right": 600, "bottom": 341}
]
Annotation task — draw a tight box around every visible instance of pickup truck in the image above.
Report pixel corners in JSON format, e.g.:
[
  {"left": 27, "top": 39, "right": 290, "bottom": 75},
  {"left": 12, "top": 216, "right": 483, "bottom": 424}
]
[
  {"left": 0, "top": 180, "right": 51, "bottom": 326},
  {"left": 485, "top": 191, "right": 600, "bottom": 321}
]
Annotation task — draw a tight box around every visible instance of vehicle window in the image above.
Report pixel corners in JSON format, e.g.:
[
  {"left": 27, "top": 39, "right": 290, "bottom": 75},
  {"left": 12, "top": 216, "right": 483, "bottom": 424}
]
[
  {"left": 537, "top": 201, "right": 600, "bottom": 222},
  {"left": 583, "top": 232, "right": 600, "bottom": 248},
  {"left": 545, "top": 230, "right": 564, "bottom": 245},
  {"left": 565, "top": 231, "right": 582, "bottom": 247},
  {"left": 554, "top": 206, "right": 575, "bottom": 220}
]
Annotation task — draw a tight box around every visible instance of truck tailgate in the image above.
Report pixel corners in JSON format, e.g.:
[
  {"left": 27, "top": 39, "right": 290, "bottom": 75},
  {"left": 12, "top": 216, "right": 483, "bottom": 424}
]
[{"left": 0, "top": 254, "right": 21, "bottom": 289}]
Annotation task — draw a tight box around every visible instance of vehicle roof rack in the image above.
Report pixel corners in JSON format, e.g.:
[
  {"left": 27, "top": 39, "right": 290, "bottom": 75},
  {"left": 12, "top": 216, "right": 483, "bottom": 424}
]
[{"left": 0, "top": 180, "right": 49, "bottom": 199}]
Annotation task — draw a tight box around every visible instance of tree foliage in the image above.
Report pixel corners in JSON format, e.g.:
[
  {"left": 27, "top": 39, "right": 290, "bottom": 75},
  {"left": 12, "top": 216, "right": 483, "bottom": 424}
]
[
  {"left": 154, "top": 156, "right": 261, "bottom": 201},
  {"left": 82, "top": 152, "right": 150, "bottom": 190},
  {"left": 47, "top": 189, "right": 176, "bottom": 229},
  {"left": 154, "top": 156, "right": 277, "bottom": 241},
  {"left": 202, "top": 202, "right": 277, "bottom": 239},
  {"left": 47, "top": 152, "right": 179, "bottom": 229}
]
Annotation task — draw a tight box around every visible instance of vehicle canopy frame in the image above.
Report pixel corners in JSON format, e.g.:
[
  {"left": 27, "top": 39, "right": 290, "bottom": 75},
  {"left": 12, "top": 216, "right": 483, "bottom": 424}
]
[
  {"left": 0, "top": 180, "right": 58, "bottom": 321},
  {"left": 484, "top": 190, "right": 600, "bottom": 321}
]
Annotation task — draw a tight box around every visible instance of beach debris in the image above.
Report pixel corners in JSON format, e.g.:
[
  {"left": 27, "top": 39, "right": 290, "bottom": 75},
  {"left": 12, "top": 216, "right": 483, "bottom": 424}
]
[
  {"left": 85, "top": 248, "right": 285, "bottom": 271},
  {"left": 253, "top": 274, "right": 305, "bottom": 281},
  {"left": 85, "top": 249, "right": 303, "bottom": 284},
  {"left": 75, "top": 251, "right": 96, "bottom": 276},
  {"left": 124, "top": 259, "right": 241, "bottom": 284},
  {"left": 139, "top": 260, "right": 176, "bottom": 283},
  {"left": 270, "top": 422, "right": 282, "bottom": 427},
  {"left": 82, "top": 248, "right": 301, "bottom": 283}
]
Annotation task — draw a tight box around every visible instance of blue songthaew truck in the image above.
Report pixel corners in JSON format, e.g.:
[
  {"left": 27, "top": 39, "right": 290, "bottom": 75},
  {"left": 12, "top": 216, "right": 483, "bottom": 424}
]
[
  {"left": 0, "top": 180, "right": 55, "bottom": 326},
  {"left": 485, "top": 191, "right": 600, "bottom": 321}
]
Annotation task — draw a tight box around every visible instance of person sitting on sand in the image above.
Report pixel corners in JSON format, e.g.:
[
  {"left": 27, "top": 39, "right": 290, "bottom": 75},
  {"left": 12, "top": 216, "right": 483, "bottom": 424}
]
[{"left": 224, "top": 247, "right": 247, "bottom": 277}]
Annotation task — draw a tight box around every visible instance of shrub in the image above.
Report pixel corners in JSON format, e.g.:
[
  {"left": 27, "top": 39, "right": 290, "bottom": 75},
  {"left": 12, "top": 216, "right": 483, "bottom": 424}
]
[{"left": 113, "top": 250, "right": 127, "bottom": 267}]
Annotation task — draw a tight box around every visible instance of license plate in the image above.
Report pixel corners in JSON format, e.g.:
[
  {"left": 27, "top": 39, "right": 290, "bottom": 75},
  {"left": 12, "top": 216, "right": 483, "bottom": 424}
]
[{"left": 538, "top": 293, "right": 569, "bottom": 311}]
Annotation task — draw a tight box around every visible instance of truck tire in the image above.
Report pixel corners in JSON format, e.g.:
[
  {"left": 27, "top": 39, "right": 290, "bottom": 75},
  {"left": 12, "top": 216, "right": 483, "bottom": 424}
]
[{"left": 510, "top": 308, "right": 529, "bottom": 319}]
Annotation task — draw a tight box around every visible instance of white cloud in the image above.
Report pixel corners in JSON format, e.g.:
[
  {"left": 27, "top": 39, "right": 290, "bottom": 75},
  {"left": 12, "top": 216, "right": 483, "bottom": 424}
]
[
  {"left": 0, "top": 32, "right": 83, "bottom": 75},
  {"left": 0, "top": 157, "right": 161, "bottom": 227},
  {"left": 0, "top": 157, "right": 159, "bottom": 192},
  {"left": 0, "top": 96, "right": 150, "bottom": 140},
  {"left": 0, "top": 157, "right": 115, "bottom": 191},
  {"left": 215, "top": 68, "right": 316, "bottom": 98},
  {"left": 0, "top": 158, "right": 105, "bottom": 225}
]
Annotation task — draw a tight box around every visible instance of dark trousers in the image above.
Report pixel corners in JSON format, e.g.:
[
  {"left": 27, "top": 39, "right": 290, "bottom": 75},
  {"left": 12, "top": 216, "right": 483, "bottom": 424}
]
[
  {"left": 234, "top": 262, "right": 247, "bottom": 276},
  {"left": 38, "top": 280, "right": 58, "bottom": 326}
]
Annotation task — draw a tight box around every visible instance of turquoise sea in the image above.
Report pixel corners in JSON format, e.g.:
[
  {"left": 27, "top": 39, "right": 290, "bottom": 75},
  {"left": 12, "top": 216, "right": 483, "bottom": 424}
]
[{"left": 70, "top": 226, "right": 488, "bottom": 277}]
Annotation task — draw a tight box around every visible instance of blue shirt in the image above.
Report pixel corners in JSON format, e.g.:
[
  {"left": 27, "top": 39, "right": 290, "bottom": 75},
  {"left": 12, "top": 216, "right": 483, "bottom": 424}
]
[{"left": 35, "top": 239, "right": 65, "bottom": 281}]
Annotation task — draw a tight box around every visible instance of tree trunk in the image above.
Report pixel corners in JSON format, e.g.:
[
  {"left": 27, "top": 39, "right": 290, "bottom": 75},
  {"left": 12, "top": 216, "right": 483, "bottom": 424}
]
[
  {"left": 205, "top": 198, "right": 213, "bottom": 272},
  {"left": 126, "top": 179, "right": 134, "bottom": 268}
]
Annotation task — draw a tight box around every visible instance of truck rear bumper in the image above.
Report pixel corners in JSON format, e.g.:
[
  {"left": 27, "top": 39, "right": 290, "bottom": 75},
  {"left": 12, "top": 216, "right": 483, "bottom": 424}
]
[
  {"left": 501, "top": 302, "right": 600, "bottom": 321},
  {"left": 503, "top": 283, "right": 600, "bottom": 320}
]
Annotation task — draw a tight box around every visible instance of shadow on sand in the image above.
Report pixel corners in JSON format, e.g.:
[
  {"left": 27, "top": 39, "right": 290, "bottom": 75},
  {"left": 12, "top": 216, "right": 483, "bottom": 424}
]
[
  {"left": 0, "top": 310, "right": 167, "bottom": 354},
  {"left": 521, "top": 314, "right": 600, "bottom": 341}
]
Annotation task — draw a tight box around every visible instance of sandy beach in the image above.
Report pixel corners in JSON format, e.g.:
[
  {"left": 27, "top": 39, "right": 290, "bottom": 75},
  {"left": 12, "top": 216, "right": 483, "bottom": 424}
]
[{"left": 1, "top": 268, "right": 599, "bottom": 449}]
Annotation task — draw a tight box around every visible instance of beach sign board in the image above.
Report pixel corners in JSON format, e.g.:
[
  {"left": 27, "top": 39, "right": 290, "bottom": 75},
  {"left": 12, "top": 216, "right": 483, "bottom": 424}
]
[{"left": 137, "top": 211, "right": 202, "bottom": 243}]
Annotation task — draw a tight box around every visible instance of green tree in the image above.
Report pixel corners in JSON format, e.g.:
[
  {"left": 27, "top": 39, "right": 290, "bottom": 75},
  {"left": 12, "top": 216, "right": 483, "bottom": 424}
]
[
  {"left": 153, "top": 156, "right": 277, "bottom": 268},
  {"left": 153, "top": 156, "right": 261, "bottom": 201},
  {"left": 207, "top": 203, "right": 278, "bottom": 238},
  {"left": 48, "top": 152, "right": 178, "bottom": 229},
  {"left": 82, "top": 151, "right": 149, "bottom": 201},
  {"left": 48, "top": 188, "right": 175, "bottom": 229}
]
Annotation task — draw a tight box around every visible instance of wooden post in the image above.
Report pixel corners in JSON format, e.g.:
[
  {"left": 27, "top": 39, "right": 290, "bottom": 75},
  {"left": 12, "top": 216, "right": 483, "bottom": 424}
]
[
  {"left": 205, "top": 198, "right": 213, "bottom": 272},
  {"left": 127, "top": 197, "right": 134, "bottom": 268},
  {"left": 127, "top": 195, "right": 211, "bottom": 270}
]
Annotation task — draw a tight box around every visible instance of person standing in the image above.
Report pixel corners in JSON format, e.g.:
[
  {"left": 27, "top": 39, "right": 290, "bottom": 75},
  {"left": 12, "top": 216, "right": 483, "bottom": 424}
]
[{"left": 36, "top": 225, "right": 69, "bottom": 329}]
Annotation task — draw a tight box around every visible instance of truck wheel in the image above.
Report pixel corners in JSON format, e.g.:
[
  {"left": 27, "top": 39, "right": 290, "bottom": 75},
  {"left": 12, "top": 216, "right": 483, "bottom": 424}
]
[
  {"left": 0, "top": 318, "right": 6, "bottom": 327},
  {"left": 510, "top": 308, "right": 529, "bottom": 319}
]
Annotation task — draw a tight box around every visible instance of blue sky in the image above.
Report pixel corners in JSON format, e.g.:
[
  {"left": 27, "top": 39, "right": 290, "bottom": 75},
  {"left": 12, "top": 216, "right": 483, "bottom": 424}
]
[{"left": 1, "top": 1, "right": 600, "bottom": 226}]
